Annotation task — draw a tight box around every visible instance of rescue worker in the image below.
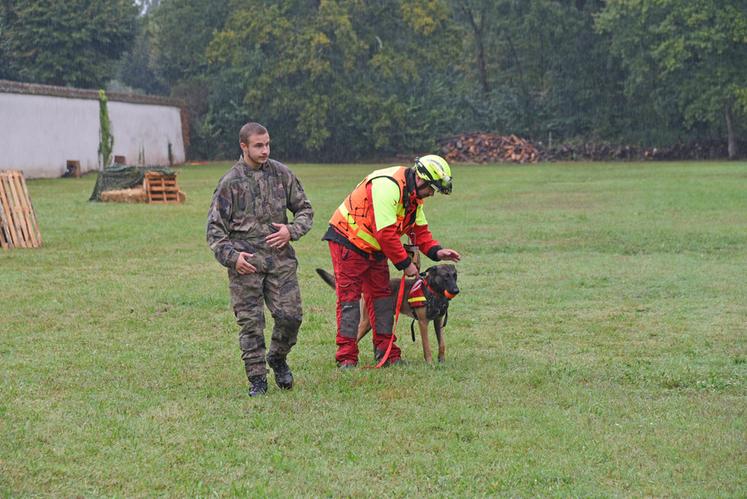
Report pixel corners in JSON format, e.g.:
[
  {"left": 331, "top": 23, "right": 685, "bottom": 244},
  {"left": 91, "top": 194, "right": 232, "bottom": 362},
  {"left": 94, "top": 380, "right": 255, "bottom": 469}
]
[
  {"left": 322, "top": 155, "right": 461, "bottom": 367},
  {"left": 207, "top": 122, "right": 313, "bottom": 396}
]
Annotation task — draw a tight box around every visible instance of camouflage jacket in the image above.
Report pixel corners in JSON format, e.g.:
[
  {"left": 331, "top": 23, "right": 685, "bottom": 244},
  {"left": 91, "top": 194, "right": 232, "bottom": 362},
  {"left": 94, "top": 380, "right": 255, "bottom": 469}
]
[{"left": 207, "top": 157, "right": 314, "bottom": 268}]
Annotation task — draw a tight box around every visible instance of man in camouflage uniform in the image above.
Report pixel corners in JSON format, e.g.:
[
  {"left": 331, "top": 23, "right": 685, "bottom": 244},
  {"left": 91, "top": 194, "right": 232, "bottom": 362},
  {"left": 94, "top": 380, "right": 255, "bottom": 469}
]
[{"left": 207, "top": 122, "right": 313, "bottom": 396}]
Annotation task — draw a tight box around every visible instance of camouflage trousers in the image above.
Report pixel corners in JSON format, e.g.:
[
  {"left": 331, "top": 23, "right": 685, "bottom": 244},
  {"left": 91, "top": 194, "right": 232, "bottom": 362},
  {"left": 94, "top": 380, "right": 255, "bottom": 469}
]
[{"left": 228, "top": 248, "right": 302, "bottom": 378}]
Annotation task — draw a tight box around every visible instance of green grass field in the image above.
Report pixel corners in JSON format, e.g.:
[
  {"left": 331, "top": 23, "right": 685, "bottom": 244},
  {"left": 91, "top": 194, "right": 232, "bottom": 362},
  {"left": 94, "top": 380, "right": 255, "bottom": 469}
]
[{"left": 2, "top": 161, "right": 746, "bottom": 496}]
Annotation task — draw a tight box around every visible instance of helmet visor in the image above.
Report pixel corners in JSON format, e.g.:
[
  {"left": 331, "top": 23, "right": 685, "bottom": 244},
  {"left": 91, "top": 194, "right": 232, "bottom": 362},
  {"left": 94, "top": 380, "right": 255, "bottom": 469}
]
[{"left": 438, "top": 176, "right": 452, "bottom": 194}]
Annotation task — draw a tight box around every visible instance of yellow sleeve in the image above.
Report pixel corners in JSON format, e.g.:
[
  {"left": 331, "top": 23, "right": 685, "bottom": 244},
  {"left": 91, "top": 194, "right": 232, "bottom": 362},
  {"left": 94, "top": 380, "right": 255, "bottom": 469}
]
[
  {"left": 415, "top": 204, "right": 428, "bottom": 225},
  {"left": 371, "top": 177, "right": 401, "bottom": 230}
]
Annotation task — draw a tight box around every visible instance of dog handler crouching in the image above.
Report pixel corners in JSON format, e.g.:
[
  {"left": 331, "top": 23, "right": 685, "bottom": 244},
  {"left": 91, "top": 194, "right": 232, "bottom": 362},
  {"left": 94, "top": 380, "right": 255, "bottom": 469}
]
[{"left": 322, "top": 155, "right": 461, "bottom": 367}]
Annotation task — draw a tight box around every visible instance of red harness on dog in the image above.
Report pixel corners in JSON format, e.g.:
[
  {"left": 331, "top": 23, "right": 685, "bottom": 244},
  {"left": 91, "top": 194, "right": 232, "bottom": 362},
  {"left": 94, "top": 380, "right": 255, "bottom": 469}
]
[
  {"left": 407, "top": 279, "right": 427, "bottom": 309},
  {"left": 406, "top": 274, "right": 456, "bottom": 343}
]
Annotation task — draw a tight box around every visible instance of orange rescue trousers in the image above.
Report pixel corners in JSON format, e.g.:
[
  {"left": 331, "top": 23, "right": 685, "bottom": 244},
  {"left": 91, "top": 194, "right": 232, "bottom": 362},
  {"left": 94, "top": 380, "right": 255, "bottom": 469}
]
[{"left": 328, "top": 241, "right": 399, "bottom": 364}]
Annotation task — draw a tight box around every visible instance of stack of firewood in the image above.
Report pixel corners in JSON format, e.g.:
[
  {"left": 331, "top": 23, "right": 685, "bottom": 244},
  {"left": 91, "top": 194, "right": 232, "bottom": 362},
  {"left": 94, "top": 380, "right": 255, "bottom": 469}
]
[{"left": 439, "top": 133, "right": 540, "bottom": 163}]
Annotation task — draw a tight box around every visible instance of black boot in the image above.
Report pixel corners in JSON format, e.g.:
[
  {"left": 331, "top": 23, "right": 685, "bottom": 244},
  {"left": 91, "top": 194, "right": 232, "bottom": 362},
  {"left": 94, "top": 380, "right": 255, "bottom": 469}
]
[
  {"left": 267, "top": 355, "right": 293, "bottom": 390},
  {"left": 374, "top": 348, "right": 402, "bottom": 367},
  {"left": 248, "top": 375, "right": 267, "bottom": 397}
]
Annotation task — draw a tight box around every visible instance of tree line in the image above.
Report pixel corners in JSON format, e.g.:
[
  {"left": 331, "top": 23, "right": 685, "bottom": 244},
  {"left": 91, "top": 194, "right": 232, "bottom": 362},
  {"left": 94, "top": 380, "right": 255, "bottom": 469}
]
[{"left": 2, "top": 0, "right": 745, "bottom": 160}]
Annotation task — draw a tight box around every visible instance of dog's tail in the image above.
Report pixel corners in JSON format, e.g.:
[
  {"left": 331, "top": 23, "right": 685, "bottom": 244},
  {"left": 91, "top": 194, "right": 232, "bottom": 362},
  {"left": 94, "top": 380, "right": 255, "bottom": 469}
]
[{"left": 315, "top": 268, "right": 336, "bottom": 289}]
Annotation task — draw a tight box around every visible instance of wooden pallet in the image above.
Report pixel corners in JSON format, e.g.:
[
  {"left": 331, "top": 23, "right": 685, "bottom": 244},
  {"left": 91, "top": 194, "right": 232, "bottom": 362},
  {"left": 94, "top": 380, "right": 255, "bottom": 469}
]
[
  {"left": 143, "top": 171, "right": 181, "bottom": 204},
  {"left": 0, "top": 170, "right": 42, "bottom": 249}
]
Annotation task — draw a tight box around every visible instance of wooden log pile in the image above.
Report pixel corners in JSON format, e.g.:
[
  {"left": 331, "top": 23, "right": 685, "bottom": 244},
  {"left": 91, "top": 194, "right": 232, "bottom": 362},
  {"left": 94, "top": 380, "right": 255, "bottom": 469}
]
[{"left": 439, "top": 133, "right": 540, "bottom": 164}]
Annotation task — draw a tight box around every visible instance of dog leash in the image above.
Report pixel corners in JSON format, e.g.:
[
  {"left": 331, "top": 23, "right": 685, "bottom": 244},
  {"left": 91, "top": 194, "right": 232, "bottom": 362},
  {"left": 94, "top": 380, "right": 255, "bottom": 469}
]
[
  {"left": 409, "top": 275, "right": 426, "bottom": 342},
  {"left": 409, "top": 312, "right": 451, "bottom": 341},
  {"left": 369, "top": 273, "right": 407, "bottom": 368}
]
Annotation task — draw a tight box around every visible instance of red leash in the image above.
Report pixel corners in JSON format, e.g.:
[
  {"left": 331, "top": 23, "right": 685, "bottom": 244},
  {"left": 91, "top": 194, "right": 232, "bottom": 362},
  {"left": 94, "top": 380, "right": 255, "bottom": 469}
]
[{"left": 371, "top": 273, "right": 407, "bottom": 368}]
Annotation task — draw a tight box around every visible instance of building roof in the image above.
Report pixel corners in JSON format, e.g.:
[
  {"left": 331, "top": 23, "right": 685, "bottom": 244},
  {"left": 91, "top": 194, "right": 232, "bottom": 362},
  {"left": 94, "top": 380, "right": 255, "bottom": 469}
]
[{"left": 0, "top": 79, "right": 185, "bottom": 108}]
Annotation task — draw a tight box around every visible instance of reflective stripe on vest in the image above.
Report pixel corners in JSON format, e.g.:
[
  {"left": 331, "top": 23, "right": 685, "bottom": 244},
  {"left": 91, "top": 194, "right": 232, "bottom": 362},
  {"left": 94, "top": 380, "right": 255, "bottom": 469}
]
[{"left": 337, "top": 203, "right": 382, "bottom": 251}]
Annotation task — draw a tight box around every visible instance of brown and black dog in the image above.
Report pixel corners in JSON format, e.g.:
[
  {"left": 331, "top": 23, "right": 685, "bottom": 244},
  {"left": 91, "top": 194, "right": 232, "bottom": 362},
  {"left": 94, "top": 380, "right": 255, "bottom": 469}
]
[{"left": 315, "top": 254, "right": 459, "bottom": 363}]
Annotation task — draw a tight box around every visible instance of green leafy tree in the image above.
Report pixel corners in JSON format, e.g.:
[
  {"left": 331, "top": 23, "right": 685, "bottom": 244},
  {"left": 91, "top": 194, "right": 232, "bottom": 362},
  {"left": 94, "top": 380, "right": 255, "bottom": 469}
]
[
  {"left": 137, "top": 0, "right": 744, "bottom": 159},
  {"left": 1, "top": 0, "right": 138, "bottom": 88},
  {"left": 596, "top": 0, "right": 747, "bottom": 158},
  {"left": 150, "top": 0, "right": 229, "bottom": 86},
  {"left": 146, "top": 0, "right": 230, "bottom": 158},
  {"left": 0, "top": 0, "right": 16, "bottom": 80},
  {"left": 451, "top": 0, "right": 624, "bottom": 142},
  {"left": 207, "top": 0, "right": 460, "bottom": 160},
  {"left": 115, "top": 13, "right": 168, "bottom": 95}
]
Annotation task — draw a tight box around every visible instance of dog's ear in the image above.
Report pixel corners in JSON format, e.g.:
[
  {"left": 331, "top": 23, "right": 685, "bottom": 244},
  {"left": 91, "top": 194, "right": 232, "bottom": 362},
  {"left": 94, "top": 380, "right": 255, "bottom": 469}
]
[{"left": 427, "top": 266, "right": 445, "bottom": 290}]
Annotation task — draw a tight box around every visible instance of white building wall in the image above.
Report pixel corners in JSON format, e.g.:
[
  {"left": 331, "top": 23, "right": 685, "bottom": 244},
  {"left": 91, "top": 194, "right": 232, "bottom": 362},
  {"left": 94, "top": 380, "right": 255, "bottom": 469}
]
[
  {"left": 0, "top": 87, "right": 185, "bottom": 178},
  {"left": 108, "top": 101, "right": 185, "bottom": 169}
]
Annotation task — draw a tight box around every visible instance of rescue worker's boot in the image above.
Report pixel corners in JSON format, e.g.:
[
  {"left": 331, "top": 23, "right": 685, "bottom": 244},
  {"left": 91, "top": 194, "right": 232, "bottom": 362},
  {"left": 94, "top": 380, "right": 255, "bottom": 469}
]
[
  {"left": 373, "top": 332, "right": 401, "bottom": 366},
  {"left": 248, "top": 375, "right": 267, "bottom": 397},
  {"left": 267, "top": 355, "right": 293, "bottom": 390},
  {"left": 374, "top": 349, "right": 403, "bottom": 366}
]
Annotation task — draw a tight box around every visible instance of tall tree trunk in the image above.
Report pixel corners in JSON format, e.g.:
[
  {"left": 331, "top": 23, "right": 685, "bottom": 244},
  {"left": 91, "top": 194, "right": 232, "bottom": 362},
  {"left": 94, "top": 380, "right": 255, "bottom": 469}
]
[
  {"left": 463, "top": 6, "right": 490, "bottom": 96},
  {"left": 474, "top": 27, "right": 489, "bottom": 96},
  {"left": 505, "top": 32, "right": 532, "bottom": 132},
  {"left": 725, "top": 101, "right": 738, "bottom": 159}
]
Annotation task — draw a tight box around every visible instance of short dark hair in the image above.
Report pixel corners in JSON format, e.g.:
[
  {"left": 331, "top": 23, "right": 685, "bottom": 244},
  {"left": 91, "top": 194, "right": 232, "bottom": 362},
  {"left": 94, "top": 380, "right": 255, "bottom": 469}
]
[{"left": 239, "top": 122, "right": 268, "bottom": 144}]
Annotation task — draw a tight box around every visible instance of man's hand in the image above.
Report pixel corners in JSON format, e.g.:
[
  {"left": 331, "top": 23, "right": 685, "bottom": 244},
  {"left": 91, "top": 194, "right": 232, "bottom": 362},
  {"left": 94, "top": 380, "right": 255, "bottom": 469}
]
[
  {"left": 265, "top": 223, "right": 291, "bottom": 249},
  {"left": 235, "top": 252, "right": 256, "bottom": 274},
  {"left": 436, "top": 248, "right": 461, "bottom": 262},
  {"left": 404, "top": 262, "right": 419, "bottom": 277}
]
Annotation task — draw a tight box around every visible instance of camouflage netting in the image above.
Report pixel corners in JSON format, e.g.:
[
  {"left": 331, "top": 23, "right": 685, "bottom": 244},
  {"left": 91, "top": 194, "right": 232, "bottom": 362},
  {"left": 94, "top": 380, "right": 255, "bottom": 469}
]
[{"left": 89, "top": 165, "right": 176, "bottom": 201}]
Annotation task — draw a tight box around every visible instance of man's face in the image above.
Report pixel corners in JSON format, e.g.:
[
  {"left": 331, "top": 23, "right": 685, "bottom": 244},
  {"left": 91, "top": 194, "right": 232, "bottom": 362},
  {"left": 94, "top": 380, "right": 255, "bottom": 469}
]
[
  {"left": 415, "top": 177, "right": 435, "bottom": 199},
  {"left": 240, "top": 132, "right": 270, "bottom": 166}
]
